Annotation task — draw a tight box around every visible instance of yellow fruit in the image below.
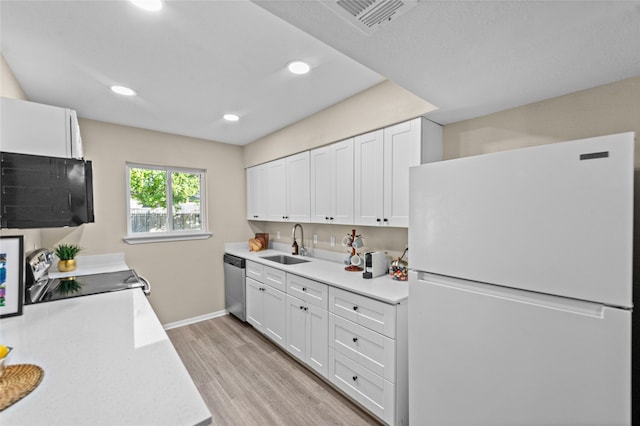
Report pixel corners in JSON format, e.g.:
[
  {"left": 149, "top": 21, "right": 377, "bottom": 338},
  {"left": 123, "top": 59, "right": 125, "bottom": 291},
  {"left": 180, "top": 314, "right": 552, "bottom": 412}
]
[{"left": 0, "top": 344, "right": 9, "bottom": 358}]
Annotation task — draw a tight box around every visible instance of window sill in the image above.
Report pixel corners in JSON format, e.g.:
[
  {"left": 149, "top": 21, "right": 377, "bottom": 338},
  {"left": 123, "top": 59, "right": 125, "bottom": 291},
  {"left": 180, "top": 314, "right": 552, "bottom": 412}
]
[{"left": 123, "top": 232, "right": 213, "bottom": 245}]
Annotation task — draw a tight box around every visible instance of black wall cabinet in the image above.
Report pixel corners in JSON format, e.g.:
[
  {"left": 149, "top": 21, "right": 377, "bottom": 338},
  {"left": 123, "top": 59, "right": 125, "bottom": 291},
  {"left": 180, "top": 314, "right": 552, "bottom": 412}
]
[{"left": 0, "top": 152, "right": 94, "bottom": 228}]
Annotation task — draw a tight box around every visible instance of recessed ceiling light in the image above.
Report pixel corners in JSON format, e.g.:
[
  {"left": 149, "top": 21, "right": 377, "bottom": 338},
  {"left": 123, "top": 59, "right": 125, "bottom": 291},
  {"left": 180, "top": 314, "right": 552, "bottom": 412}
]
[
  {"left": 223, "top": 114, "right": 239, "bottom": 122},
  {"left": 110, "top": 85, "right": 137, "bottom": 96},
  {"left": 288, "top": 61, "right": 310, "bottom": 75},
  {"left": 130, "top": 0, "right": 162, "bottom": 12}
]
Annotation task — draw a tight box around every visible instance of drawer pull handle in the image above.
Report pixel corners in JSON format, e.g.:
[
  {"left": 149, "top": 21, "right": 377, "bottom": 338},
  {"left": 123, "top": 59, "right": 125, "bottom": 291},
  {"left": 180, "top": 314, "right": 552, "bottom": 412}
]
[
  {"left": 352, "top": 375, "right": 358, "bottom": 381},
  {"left": 352, "top": 337, "right": 358, "bottom": 343},
  {"left": 353, "top": 306, "right": 359, "bottom": 311}
]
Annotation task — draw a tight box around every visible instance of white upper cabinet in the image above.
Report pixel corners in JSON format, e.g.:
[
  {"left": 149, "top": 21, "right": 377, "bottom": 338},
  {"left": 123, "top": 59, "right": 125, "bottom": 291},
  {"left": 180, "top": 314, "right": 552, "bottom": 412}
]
[
  {"left": 354, "top": 129, "right": 385, "bottom": 226},
  {"left": 310, "top": 138, "right": 354, "bottom": 224},
  {"left": 246, "top": 117, "right": 441, "bottom": 227},
  {"left": 355, "top": 117, "right": 442, "bottom": 227},
  {"left": 264, "top": 152, "right": 310, "bottom": 222},
  {"left": 246, "top": 164, "right": 267, "bottom": 220},
  {"left": 1, "top": 97, "right": 83, "bottom": 159},
  {"left": 286, "top": 151, "right": 311, "bottom": 222}
]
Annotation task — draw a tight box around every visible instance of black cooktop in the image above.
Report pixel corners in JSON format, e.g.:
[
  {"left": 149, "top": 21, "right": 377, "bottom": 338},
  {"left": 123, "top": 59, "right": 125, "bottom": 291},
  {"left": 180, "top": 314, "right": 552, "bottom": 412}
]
[{"left": 27, "top": 269, "right": 145, "bottom": 304}]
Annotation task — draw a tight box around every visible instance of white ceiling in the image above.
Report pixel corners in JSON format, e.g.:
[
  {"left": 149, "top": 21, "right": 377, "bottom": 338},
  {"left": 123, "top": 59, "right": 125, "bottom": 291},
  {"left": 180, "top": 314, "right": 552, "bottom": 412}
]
[
  {"left": 0, "top": 1, "right": 383, "bottom": 145},
  {"left": 1, "top": 1, "right": 639, "bottom": 146},
  {"left": 256, "top": 0, "right": 640, "bottom": 125}
]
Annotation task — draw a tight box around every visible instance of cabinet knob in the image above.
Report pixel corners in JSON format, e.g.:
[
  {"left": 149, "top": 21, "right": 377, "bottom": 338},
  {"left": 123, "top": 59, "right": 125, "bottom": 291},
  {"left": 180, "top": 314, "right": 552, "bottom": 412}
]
[
  {"left": 302, "top": 287, "right": 307, "bottom": 292},
  {"left": 376, "top": 218, "right": 381, "bottom": 222},
  {"left": 352, "top": 337, "right": 358, "bottom": 343},
  {"left": 383, "top": 218, "right": 388, "bottom": 222},
  {"left": 299, "top": 306, "right": 304, "bottom": 310},
  {"left": 352, "top": 376, "right": 358, "bottom": 381},
  {"left": 353, "top": 306, "right": 359, "bottom": 311},
  {"left": 330, "top": 217, "right": 334, "bottom": 221},
  {"left": 304, "top": 306, "right": 308, "bottom": 311},
  {"left": 325, "top": 216, "right": 329, "bottom": 220}
]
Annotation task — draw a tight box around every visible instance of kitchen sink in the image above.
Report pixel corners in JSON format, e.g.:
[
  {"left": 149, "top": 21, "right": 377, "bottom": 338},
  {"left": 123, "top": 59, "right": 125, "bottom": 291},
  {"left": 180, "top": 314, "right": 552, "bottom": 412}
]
[{"left": 260, "top": 255, "right": 310, "bottom": 265}]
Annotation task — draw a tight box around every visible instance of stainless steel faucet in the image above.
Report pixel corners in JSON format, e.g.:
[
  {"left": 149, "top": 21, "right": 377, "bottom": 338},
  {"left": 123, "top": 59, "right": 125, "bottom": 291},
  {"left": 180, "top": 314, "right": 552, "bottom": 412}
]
[{"left": 291, "top": 223, "right": 306, "bottom": 256}]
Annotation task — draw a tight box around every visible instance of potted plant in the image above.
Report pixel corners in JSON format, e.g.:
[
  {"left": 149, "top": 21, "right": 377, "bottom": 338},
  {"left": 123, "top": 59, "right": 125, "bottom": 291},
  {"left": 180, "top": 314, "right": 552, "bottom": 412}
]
[{"left": 54, "top": 244, "right": 82, "bottom": 272}]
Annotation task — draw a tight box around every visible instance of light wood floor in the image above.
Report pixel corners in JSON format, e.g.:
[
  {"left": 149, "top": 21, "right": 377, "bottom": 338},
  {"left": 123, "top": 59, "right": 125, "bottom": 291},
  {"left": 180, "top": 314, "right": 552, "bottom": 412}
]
[{"left": 167, "top": 314, "right": 382, "bottom": 426}]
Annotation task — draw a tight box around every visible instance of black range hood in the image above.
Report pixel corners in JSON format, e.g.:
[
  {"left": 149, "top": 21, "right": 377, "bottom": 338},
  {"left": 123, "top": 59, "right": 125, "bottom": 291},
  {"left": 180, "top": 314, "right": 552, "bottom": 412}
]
[{"left": 0, "top": 151, "right": 94, "bottom": 228}]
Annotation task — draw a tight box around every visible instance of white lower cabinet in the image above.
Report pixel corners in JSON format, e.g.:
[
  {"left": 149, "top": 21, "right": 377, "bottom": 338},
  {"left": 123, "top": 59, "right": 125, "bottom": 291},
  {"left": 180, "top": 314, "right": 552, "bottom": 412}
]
[
  {"left": 285, "top": 294, "right": 328, "bottom": 378},
  {"left": 245, "top": 274, "right": 287, "bottom": 349},
  {"left": 328, "top": 287, "right": 407, "bottom": 426},
  {"left": 244, "top": 262, "right": 407, "bottom": 426}
]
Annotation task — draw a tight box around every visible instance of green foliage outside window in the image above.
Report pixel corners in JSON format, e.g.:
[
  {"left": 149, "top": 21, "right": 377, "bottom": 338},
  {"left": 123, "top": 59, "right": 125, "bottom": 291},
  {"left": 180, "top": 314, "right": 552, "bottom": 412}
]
[{"left": 129, "top": 168, "right": 200, "bottom": 211}]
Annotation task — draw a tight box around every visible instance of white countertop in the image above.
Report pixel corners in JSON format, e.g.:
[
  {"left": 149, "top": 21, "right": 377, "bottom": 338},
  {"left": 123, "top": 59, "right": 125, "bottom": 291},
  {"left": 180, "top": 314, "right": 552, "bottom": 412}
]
[
  {"left": 0, "top": 290, "right": 211, "bottom": 426},
  {"left": 225, "top": 243, "right": 408, "bottom": 304},
  {"left": 48, "top": 252, "right": 130, "bottom": 279}
]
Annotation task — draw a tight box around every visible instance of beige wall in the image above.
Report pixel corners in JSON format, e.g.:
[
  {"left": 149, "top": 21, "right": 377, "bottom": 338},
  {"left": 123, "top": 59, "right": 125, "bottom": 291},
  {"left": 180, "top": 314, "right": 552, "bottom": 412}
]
[
  {"left": 40, "top": 119, "right": 252, "bottom": 324},
  {"left": 0, "top": 53, "right": 41, "bottom": 251},
  {"left": 244, "top": 80, "right": 437, "bottom": 167},
  {"left": 443, "top": 76, "right": 640, "bottom": 164}
]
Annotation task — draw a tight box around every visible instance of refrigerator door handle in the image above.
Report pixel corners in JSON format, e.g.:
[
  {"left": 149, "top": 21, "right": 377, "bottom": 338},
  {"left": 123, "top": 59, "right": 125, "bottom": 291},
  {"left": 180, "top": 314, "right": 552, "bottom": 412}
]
[{"left": 414, "top": 272, "right": 608, "bottom": 319}]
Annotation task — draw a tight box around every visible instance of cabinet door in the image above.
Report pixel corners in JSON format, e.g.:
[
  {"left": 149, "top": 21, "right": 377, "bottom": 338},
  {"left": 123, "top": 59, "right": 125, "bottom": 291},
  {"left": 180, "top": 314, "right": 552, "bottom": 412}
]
[
  {"left": 354, "top": 129, "right": 384, "bottom": 226},
  {"left": 331, "top": 138, "right": 354, "bottom": 225},
  {"left": 265, "top": 158, "right": 287, "bottom": 221},
  {"left": 383, "top": 121, "right": 415, "bottom": 227},
  {"left": 310, "top": 146, "right": 332, "bottom": 223},
  {"left": 246, "top": 164, "right": 266, "bottom": 220},
  {"left": 246, "top": 277, "right": 264, "bottom": 331},
  {"left": 286, "top": 151, "right": 310, "bottom": 222},
  {"left": 307, "top": 304, "right": 328, "bottom": 378},
  {"left": 286, "top": 294, "right": 307, "bottom": 363},
  {"left": 263, "top": 286, "right": 287, "bottom": 349},
  {"left": 0, "top": 97, "right": 71, "bottom": 158}
]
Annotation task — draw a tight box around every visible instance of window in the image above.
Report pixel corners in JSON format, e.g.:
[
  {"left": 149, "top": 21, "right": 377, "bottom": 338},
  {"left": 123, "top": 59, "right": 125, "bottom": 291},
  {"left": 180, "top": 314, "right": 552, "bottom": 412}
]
[{"left": 124, "top": 163, "right": 211, "bottom": 244}]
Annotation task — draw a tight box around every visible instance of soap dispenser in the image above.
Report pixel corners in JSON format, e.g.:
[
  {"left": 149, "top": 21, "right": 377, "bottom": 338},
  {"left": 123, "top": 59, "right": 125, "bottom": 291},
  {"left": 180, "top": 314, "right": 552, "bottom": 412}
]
[{"left": 291, "top": 240, "right": 299, "bottom": 255}]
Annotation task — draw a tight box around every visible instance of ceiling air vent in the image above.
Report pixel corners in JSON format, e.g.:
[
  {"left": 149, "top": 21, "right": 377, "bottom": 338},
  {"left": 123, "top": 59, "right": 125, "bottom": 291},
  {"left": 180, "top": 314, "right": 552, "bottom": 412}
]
[{"left": 321, "top": 0, "right": 418, "bottom": 35}]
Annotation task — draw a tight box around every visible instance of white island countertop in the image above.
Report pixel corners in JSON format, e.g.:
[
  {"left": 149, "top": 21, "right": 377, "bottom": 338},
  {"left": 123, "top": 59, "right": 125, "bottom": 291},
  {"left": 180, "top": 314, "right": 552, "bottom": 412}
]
[
  {"left": 225, "top": 243, "right": 408, "bottom": 304},
  {"left": 0, "top": 289, "right": 211, "bottom": 426}
]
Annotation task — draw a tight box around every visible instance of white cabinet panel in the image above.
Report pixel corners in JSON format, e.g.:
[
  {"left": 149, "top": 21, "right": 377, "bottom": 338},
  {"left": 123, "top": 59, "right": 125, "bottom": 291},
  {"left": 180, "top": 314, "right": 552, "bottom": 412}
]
[
  {"left": 265, "top": 159, "right": 287, "bottom": 221},
  {"left": 246, "top": 277, "right": 264, "bottom": 330},
  {"left": 286, "top": 273, "right": 328, "bottom": 309},
  {"left": 1, "top": 97, "right": 83, "bottom": 159},
  {"left": 245, "top": 260, "right": 264, "bottom": 282},
  {"left": 286, "top": 294, "right": 328, "bottom": 378},
  {"left": 263, "top": 285, "right": 286, "bottom": 348},
  {"left": 329, "top": 287, "right": 396, "bottom": 339},
  {"left": 286, "top": 151, "right": 310, "bottom": 222},
  {"left": 264, "top": 266, "right": 286, "bottom": 292},
  {"left": 329, "top": 313, "right": 396, "bottom": 382},
  {"left": 246, "top": 164, "right": 266, "bottom": 220},
  {"left": 328, "top": 350, "right": 395, "bottom": 424},
  {"left": 310, "top": 146, "right": 332, "bottom": 223},
  {"left": 354, "top": 129, "right": 384, "bottom": 226},
  {"left": 310, "top": 139, "right": 354, "bottom": 224}
]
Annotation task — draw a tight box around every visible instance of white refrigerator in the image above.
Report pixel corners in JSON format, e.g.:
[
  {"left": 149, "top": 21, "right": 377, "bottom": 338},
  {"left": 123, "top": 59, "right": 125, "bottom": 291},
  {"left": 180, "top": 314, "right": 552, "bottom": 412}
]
[{"left": 408, "top": 132, "right": 634, "bottom": 425}]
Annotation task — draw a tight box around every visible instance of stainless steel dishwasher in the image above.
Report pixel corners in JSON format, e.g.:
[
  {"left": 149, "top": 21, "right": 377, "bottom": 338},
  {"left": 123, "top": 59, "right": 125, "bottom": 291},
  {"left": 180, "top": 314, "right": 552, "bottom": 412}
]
[{"left": 223, "top": 253, "right": 246, "bottom": 321}]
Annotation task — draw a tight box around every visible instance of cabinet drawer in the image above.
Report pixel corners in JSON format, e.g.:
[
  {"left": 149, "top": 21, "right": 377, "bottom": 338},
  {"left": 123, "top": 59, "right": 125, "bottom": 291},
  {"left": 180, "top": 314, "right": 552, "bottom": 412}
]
[
  {"left": 264, "top": 266, "right": 286, "bottom": 292},
  {"left": 329, "top": 287, "right": 396, "bottom": 338},
  {"left": 328, "top": 349, "right": 395, "bottom": 425},
  {"left": 329, "top": 313, "right": 396, "bottom": 383},
  {"left": 246, "top": 260, "right": 264, "bottom": 282},
  {"left": 286, "top": 274, "right": 328, "bottom": 309}
]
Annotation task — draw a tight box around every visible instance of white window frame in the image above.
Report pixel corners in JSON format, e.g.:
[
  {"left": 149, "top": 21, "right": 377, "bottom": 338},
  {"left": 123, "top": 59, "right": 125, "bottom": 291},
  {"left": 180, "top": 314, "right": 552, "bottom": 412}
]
[{"left": 123, "top": 162, "right": 212, "bottom": 244}]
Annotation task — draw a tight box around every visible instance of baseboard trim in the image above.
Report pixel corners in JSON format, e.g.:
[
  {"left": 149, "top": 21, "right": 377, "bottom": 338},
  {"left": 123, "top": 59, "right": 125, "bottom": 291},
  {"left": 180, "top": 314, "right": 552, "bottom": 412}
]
[{"left": 163, "top": 309, "right": 228, "bottom": 330}]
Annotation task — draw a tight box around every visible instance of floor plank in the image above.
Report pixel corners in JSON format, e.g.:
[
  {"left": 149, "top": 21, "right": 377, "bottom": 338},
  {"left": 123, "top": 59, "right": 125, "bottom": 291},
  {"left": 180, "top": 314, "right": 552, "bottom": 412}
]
[{"left": 167, "top": 314, "right": 382, "bottom": 426}]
